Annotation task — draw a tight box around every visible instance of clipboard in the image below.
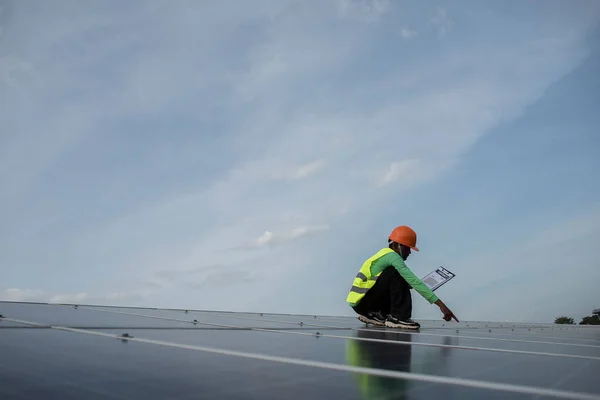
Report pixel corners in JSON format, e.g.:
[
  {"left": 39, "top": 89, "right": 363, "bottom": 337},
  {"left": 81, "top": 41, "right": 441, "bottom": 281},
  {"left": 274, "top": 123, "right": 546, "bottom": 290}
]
[{"left": 421, "top": 266, "right": 455, "bottom": 291}]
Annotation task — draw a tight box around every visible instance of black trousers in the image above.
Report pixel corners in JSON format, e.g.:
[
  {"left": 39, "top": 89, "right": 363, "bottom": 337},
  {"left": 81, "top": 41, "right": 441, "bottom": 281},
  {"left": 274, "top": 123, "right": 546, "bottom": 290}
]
[{"left": 352, "top": 266, "right": 412, "bottom": 320}]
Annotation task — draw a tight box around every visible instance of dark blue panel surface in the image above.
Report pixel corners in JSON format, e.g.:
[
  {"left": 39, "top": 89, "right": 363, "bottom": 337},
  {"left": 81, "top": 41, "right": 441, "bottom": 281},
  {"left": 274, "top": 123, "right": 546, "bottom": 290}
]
[
  {"left": 0, "top": 303, "right": 192, "bottom": 328},
  {"left": 95, "top": 327, "right": 600, "bottom": 394},
  {"left": 2, "top": 302, "right": 599, "bottom": 400},
  {"left": 0, "top": 327, "right": 554, "bottom": 400},
  {"left": 83, "top": 307, "right": 600, "bottom": 357},
  {"left": 91, "top": 307, "right": 347, "bottom": 330}
]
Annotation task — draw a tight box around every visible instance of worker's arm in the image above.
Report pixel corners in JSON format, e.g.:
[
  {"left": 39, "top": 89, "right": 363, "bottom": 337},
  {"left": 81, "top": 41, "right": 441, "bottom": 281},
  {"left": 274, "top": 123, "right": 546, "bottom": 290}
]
[
  {"left": 370, "top": 252, "right": 459, "bottom": 322},
  {"left": 390, "top": 256, "right": 439, "bottom": 304},
  {"left": 390, "top": 255, "right": 460, "bottom": 322}
]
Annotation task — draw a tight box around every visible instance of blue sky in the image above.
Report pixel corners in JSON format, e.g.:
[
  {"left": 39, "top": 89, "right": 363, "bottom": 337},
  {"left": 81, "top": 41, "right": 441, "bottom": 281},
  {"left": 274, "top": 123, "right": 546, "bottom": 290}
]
[{"left": 1, "top": 0, "right": 599, "bottom": 323}]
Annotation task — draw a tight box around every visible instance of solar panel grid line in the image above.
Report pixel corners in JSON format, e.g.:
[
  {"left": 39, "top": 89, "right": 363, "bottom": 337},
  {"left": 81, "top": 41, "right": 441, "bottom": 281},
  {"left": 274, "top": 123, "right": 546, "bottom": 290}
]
[
  {"left": 439, "top": 330, "right": 600, "bottom": 343},
  {"left": 321, "top": 317, "right": 558, "bottom": 329},
  {"left": 30, "top": 301, "right": 597, "bottom": 332},
  {"left": 503, "top": 329, "right": 600, "bottom": 338},
  {"left": 81, "top": 308, "right": 600, "bottom": 360},
  {"left": 318, "top": 321, "right": 600, "bottom": 340},
  {"left": 186, "top": 309, "right": 600, "bottom": 349},
  {"left": 0, "top": 325, "right": 348, "bottom": 331},
  {"left": 0, "top": 307, "right": 596, "bottom": 396},
  {"left": 110, "top": 313, "right": 600, "bottom": 348},
  {"left": 394, "top": 327, "right": 600, "bottom": 339},
  {"left": 321, "top": 318, "right": 600, "bottom": 336},
  {"left": 338, "top": 324, "right": 600, "bottom": 342},
  {"left": 193, "top": 309, "right": 595, "bottom": 333},
  {"left": 356, "top": 327, "right": 600, "bottom": 349},
  {"left": 7, "top": 300, "right": 600, "bottom": 336},
  {"left": 317, "top": 315, "right": 600, "bottom": 329},
  {"left": 314, "top": 315, "right": 600, "bottom": 332},
  {"left": 261, "top": 316, "right": 600, "bottom": 348},
  {"left": 215, "top": 310, "right": 600, "bottom": 347},
  {"left": 409, "top": 328, "right": 600, "bottom": 344},
  {"left": 6, "top": 311, "right": 600, "bottom": 365},
  {"left": 316, "top": 315, "right": 557, "bottom": 327},
  {"left": 63, "top": 308, "right": 600, "bottom": 361},
  {"left": 9, "top": 301, "right": 599, "bottom": 337},
  {"left": 88, "top": 305, "right": 600, "bottom": 343},
  {"left": 184, "top": 310, "right": 349, "bottom": 329},
  {"left": 4, "top": 303, "right": 599, "bottom": 346},
  {"left": 79, "top": 306, "right": 352, "bottom": 332},
  {"left": 53, "top": 302, "right": 354, "bottom": 319},
  {"left": 5, "top": 317, "right": 600, "bottom": 400},
  {"left": 7, "top": 306, "right": 599, "bottom": 350}
]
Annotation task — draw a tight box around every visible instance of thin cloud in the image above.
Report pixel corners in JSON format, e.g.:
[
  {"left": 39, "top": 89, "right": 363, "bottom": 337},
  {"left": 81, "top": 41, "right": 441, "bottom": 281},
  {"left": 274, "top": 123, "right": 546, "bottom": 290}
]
[
  {"left": 241, "top": 224, "right": 331, "bottom": 249},
  {"left": 255, "top": 230, "right": 275, "bottom": 246},
  {"left": 430, "top": 7, "right": 454, "bottom": 37},
  {"left": 151, "top": 263, "right": 258, "bottom": 290},
  {"left": 252, "top": 224, "right": 331, "bottom": 247},
  {"left": 378, "top": 159, "right": 420, "bottom": 186},
  {"left": 288, "top": 160, "right": 326, "bottom": 180},
  {"left": 400, "top": 28, "right": 418, "bottom": 39},
  {"left": 337, "top": 0, "right": 390, "bottom": 22},
  {"left": 1, "top": 288, "right": 139, "bottom": 305},
  {"left": 1, "top": 2, "right": 598, "bottom": 317},
  {"left": 267, "top": 160, "right": 326, "bottom": 181},
  {"left": 187, "top": 266, "right": 257, "bottom": 289},
  {"left": 2, "top": 288, "right": 45, "bottom": 302},
  {"left": 0, "top": 55, "right": 33, "bottom": 87},
  {"left": 288, "top": 224, "right": 330, "bottom": 239}
]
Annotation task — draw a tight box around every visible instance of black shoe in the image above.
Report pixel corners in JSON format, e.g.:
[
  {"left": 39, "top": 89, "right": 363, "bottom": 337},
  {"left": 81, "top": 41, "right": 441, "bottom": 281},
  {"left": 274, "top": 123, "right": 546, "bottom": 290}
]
[
  {"left": 358, "top": 311, "right": 386, "bottom": 326},
  {"left": 385, "top": 315, "right": 421, "bottom": 330}
]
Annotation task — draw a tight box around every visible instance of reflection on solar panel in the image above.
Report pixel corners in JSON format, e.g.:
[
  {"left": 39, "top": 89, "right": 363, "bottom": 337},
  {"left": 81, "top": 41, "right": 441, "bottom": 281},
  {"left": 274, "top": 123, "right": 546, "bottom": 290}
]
[{"left": 1, "top": 301, "right": 599, "bottom": 399}]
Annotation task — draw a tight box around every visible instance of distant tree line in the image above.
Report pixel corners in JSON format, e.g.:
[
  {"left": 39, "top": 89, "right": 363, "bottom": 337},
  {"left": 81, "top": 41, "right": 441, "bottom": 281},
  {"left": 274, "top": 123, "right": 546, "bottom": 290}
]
[
  {"left": 579, "top": 315, "right": 600, "bottom": 325},
  {"left": 554, "top": 316, "right": 575, "bottom": 324},
  {"left": 554, "top": 315, "right": 600, "bottom": 325}
]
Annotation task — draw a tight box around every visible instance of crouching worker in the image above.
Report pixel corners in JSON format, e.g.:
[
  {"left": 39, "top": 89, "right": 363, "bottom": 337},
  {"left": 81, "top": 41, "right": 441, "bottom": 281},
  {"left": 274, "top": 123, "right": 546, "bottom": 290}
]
[{"left": 346, "top": 225, "right": 458, "bottom": 329}]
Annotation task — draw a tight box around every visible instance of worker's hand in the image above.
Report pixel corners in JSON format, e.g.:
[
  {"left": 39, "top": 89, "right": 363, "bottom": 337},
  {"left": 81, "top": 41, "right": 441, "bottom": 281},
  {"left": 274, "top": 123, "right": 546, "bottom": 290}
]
[
  {"left": 435, "top": 299, "right": 459, "bottom": 323},
  {"left": 440, "top": 304, "right": 459, "bottom": 323},
  {"left": 443, "top": 308, "right": 459, "bottom": 322}
]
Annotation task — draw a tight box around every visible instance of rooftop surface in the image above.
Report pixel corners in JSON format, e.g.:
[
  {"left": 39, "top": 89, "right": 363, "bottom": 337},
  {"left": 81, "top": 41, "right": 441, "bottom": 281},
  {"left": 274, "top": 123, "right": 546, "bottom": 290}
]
[{"left": 1, "top": 301, "right": 599, "bottom": 400}]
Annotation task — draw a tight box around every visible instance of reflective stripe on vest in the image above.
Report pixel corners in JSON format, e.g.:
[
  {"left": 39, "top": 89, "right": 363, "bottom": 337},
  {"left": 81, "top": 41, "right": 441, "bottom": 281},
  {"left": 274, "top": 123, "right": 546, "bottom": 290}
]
[{"left": 346, "top": 247, "right": 395, "bottom": 305}]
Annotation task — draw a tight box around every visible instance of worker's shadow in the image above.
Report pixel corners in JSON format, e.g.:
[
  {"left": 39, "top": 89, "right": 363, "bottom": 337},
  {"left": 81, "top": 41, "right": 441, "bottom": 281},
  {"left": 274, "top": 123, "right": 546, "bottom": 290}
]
[{"left": 346, "top": 329, "right": 455, "bottom": 399}]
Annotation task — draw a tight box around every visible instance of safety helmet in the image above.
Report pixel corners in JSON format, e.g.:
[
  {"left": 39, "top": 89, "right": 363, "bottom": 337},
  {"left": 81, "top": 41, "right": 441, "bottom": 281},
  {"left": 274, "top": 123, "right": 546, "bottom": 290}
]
[{"left": 389, "top": 225, "right": 419, "bottom": 251}]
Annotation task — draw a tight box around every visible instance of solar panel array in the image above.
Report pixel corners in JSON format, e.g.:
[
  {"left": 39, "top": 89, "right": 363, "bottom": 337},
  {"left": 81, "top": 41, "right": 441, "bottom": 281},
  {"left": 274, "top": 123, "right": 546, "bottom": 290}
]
[{"left": 1, "top": 301, "right": 599, "bottom": 399}]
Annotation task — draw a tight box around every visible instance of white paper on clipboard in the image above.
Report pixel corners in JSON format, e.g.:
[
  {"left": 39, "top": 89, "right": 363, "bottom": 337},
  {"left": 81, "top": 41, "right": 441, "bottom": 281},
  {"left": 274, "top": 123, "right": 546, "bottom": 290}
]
[{"left": 421, "top": 266, "right": 455, "bottom": 291}]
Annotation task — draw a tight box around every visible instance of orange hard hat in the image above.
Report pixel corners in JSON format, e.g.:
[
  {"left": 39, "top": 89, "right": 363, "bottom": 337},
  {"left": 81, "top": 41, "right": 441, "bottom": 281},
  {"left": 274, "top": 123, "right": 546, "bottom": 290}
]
[{"left": 389, "top": 225, "right": 419, "bottom": 251}]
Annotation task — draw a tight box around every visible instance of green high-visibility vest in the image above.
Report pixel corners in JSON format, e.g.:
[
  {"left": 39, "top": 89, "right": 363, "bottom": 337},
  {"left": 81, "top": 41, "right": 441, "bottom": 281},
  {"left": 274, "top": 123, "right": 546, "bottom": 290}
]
[{"left": 346, "top": 247, "right": 395, "bottom": 305}]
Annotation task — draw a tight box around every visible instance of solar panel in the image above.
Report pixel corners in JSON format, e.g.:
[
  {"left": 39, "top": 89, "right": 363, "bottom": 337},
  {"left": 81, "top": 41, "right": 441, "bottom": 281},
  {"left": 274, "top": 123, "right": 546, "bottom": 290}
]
[{"left": 1, "top": 301, "right": 599, "bottom": 399}]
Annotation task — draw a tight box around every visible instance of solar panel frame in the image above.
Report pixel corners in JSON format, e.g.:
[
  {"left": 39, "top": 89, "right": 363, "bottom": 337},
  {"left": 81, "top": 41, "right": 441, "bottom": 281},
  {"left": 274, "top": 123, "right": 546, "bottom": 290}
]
[{"left": 1, "top": 301, "right": 599, "bottom": 400}]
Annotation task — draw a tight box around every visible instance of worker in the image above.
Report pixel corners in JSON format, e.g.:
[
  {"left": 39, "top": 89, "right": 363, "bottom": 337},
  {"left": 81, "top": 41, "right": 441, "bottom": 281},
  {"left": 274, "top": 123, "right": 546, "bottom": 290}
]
[{"left": 346, "top": 225, "right": 458, "bottom": 329}]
